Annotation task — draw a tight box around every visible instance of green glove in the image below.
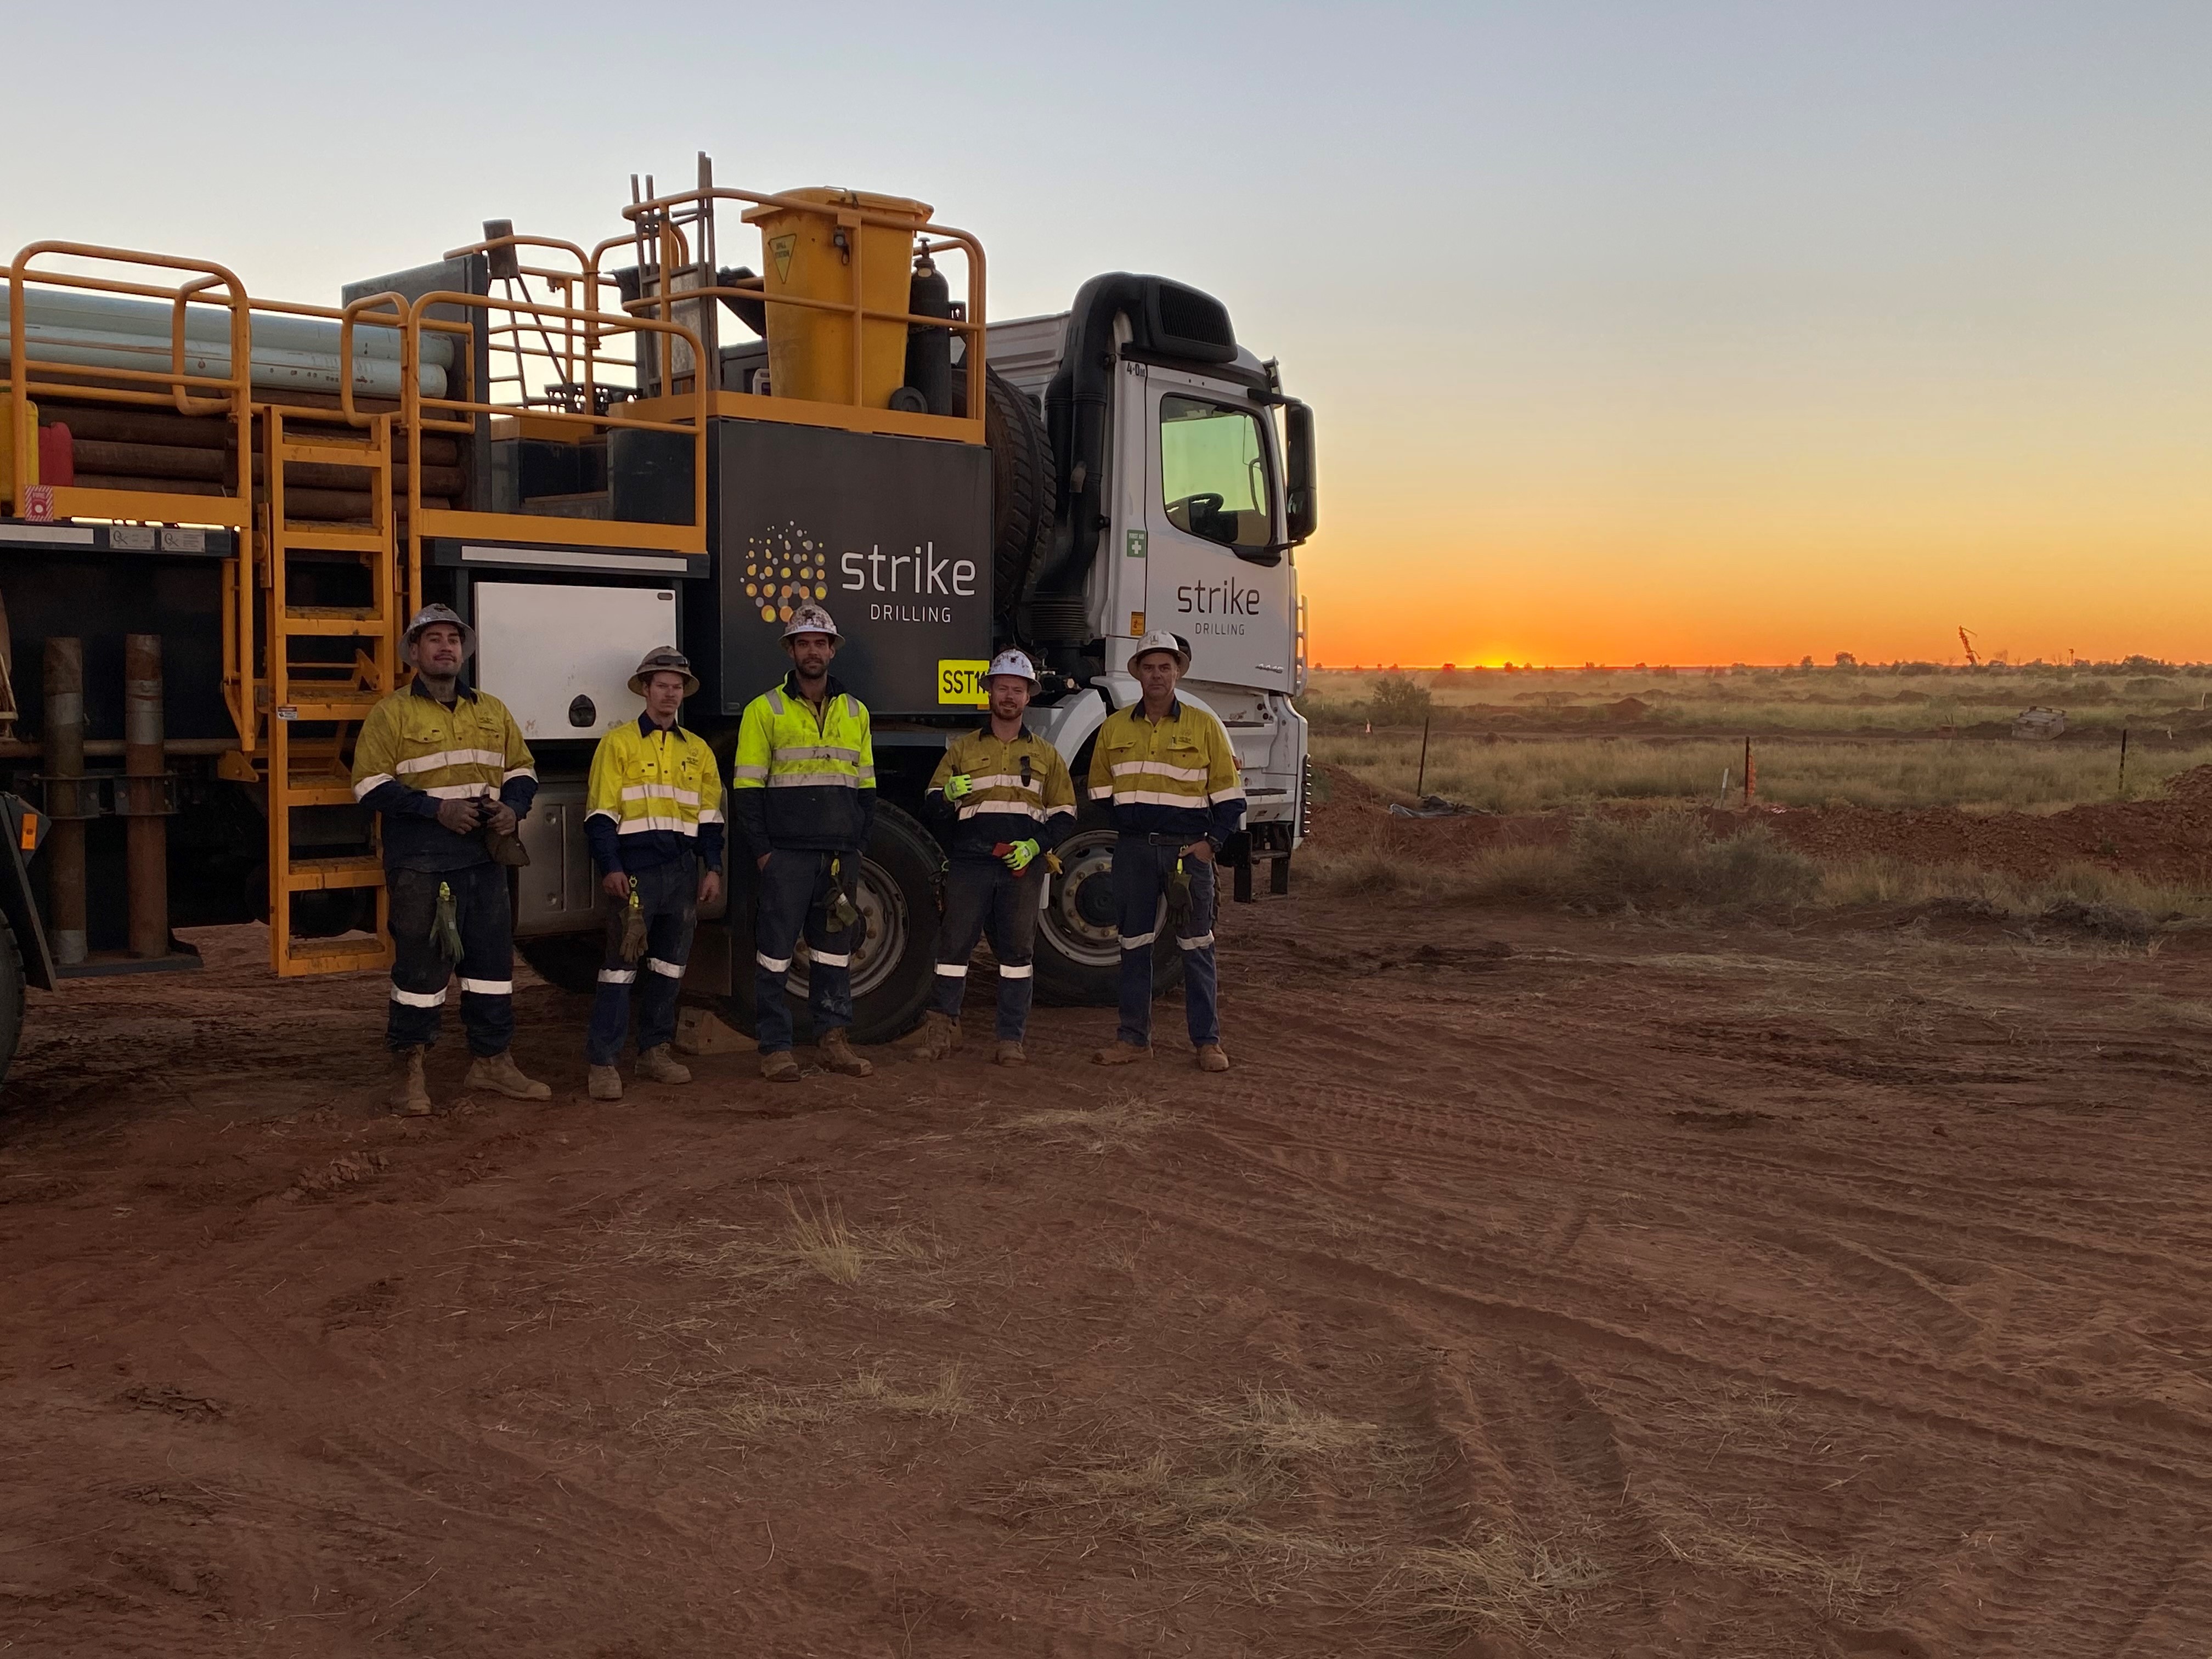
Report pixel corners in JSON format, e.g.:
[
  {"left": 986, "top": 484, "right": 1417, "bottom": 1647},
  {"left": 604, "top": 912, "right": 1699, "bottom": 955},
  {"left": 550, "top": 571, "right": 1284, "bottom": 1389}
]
[
  {"left": 1002, "top": 838, "right": 1040, "bottom": 873},
  {"left": 944, "top": 773, "right": 974, "bottom": 802}
]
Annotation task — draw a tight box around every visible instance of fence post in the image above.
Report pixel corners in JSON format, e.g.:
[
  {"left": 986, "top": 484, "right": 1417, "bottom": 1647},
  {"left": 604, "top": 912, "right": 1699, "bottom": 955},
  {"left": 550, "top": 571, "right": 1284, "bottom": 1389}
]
[{"left": 1415, "top": 715, "right": 1432, "bottom": 797}]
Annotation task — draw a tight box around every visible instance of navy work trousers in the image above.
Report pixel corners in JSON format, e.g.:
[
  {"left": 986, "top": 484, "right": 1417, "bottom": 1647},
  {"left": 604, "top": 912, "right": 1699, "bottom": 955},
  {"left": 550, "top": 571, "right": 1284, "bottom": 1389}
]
[
  {"left": 386, "top": 862, "right": 514, "bottom": 1057},
  {"left": 1113, "top": 834, "right": 1219, "bottom": 1050},
  {"left": 929, "top": 857, "right": 1042, "bottom": 1041},
  {"left": 586, "top": 855, "right": 698, "bottom": 1065},
  {"left": 753, "top": 849, "right": 860, "bottom": 1054}
]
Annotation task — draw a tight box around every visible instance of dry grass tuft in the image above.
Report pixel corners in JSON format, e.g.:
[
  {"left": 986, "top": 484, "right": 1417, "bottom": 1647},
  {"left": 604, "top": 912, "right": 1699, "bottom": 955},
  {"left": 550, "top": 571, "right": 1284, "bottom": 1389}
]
[
  {"left": 847, "top": 1362, "right": 973, "bottom": 1420},
  {"left": 638, "top": 1362, "right": 977, "bottom": 1448},
  {"left": 618, "top": 1188, "right": 944, "bottom": 1292},
  {"left": 1393, "top": 1533, "right": 1612, "bottom": 1636},
  {"left": 1003, "top": 1094, "right": 1174, "bottom": 1153}
]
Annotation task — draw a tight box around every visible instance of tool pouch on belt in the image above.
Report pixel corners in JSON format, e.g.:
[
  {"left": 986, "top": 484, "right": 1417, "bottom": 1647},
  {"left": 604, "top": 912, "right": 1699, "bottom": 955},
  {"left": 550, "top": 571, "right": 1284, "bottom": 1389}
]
[
  {"left": 619, "top": 879, "right": 648, "bottom": 963},
  {"left": 1166, "top": 857, "right": 1194, "bottom": 929},
  {"left": 432, "top": 880, "right": 465, "bottom": 963},
  {"left": 478, "top": 789, "right": 530, "bottom": 867}
]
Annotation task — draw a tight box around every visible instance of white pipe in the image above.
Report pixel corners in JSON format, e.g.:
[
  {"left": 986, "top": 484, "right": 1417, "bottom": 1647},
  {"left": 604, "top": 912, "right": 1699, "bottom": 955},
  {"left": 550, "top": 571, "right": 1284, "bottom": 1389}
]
[{"left": 0, "top": 286, "right": 454, "bottom": 396}]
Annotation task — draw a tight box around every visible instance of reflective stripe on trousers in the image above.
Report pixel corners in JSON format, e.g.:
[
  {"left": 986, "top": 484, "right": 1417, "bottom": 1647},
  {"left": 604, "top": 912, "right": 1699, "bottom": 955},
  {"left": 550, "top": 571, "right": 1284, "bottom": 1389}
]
[
  {"left": 385, "top": 862, "right": 515, "bottom": 1058},
  {"left": 752, "top": 848, "right": 861, "bottom": 1055},
  {"left": 586, "top": 856, "right": 698, "bottom": 1065},
  {"left": 1111, "top": 834, "right": 1220, "bottom": 1049},
  {"left": 928, "top": 858, "right": 1043, "bottom": 1042}
]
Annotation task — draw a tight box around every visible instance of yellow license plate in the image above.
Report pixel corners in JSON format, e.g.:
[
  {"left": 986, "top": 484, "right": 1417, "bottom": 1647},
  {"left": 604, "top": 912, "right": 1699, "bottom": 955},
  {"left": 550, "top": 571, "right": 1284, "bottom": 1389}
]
[{"left": 937, "top": 659, "right": 990, "bottom": 706}]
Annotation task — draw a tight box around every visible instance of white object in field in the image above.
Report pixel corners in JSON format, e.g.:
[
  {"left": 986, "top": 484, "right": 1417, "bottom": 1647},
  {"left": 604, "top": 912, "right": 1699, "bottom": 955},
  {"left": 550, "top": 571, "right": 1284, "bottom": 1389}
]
[
  {"left": 2013, "top": 706, "right": 2067, "bottom": 740},
  {"left": 0, "top": 286, "right": 451, "bottom": 397},
  {"left": 472, "top": 582, "right": 678, "bottom": 739}
]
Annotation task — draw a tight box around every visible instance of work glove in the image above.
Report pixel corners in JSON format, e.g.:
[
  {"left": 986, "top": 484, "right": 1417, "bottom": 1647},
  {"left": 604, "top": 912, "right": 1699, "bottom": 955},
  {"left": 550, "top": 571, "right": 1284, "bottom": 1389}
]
[
  {"left": 619, "top": 877, "right": 648, "bottom": 963},
  {"left": 943, "top": 774, "right": 975, "bottom": 802},
  {"left": 1001, "top": 838, "right": 1040, "bottom": 873},
  {"left": 432, "top": 880, "right": 465, "bottom": 963},
  {"left": 825, "top": 857, "right": 862, "bottom": 932}
]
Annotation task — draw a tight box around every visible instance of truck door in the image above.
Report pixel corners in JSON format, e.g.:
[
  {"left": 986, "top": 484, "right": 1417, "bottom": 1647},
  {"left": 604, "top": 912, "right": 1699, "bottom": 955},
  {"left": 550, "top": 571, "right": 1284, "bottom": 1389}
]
[{"left": 1143, "top": 375, "right": 1294, "bottom": 693}]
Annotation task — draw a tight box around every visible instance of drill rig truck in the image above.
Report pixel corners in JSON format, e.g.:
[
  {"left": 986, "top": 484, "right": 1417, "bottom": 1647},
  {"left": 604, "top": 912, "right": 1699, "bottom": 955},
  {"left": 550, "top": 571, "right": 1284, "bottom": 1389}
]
[{"left": 0, "top": 158, "right": 1316, "bottom": 1077}]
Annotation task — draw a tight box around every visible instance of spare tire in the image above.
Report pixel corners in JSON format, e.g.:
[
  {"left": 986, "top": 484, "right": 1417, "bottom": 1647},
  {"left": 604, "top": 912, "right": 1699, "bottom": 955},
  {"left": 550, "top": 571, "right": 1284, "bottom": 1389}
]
[{"left": 961, "top": 366, "right": 1054, "bottom": 629}]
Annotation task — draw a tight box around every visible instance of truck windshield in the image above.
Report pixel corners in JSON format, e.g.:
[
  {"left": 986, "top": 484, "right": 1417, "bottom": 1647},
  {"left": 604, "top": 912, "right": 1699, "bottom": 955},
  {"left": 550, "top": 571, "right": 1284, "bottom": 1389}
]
[{"left": 1159, "top": 395, "right": 1273, "bottom": 552}]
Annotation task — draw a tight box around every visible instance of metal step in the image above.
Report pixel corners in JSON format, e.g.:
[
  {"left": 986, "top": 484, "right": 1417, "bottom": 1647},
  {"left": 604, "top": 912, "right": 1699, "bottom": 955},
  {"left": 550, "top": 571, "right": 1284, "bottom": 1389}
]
[
  {"left": 275, "top": 524, "right": 385, "bottom": 552},
  {"left": 278, "top": 935, "right": 391, "bottom": 977},
  {"left": 280, "top": 606, "right": 386, "bottom": 634},
  {"left": 282, "top": 855, "right": 385, "bottom": 893}
]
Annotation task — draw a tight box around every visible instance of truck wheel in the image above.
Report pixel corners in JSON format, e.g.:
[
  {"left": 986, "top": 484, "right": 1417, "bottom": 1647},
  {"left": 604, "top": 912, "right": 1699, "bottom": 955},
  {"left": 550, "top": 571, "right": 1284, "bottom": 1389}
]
[
  {"left": 964, "top": 366, "right": 1055, "bottom": 628},
  {"left": 515, "top": 932, "right": 605, "bottom": 997},
  {"left": 726, "top": 802, "right": 940, "bottom": 1046},
  {"left": 0, "top": 915, "right": 24, "bottom": 1087},
  {"left": 1033, "top": 802, "right": 1183, "bottom": 1007}
]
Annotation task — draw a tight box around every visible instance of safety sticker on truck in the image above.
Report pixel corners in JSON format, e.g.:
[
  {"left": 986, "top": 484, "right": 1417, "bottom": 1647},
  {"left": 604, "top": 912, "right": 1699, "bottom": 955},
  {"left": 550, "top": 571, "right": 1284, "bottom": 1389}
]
[{"left": 937, "top": 659, "right": 990, "bottom": 707}]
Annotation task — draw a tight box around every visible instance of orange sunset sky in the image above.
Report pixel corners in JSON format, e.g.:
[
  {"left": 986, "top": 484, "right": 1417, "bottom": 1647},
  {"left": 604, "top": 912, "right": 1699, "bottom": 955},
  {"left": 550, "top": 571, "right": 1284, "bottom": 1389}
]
[{"left": 10, "top": 2, "right": 2207, "bottom": 670}]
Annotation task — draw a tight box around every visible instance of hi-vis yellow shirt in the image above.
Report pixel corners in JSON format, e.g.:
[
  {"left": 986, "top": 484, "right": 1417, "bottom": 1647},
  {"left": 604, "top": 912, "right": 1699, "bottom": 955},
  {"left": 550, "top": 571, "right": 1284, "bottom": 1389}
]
[
  {"left": 351, "top": 679, "right": 537, "bottom": 870},
  {"left": 1086, "top": 697, "right": 1245, "bottom": 843},
  {"left": 584, "top": 714, "right": 726, "bottom": 873}
]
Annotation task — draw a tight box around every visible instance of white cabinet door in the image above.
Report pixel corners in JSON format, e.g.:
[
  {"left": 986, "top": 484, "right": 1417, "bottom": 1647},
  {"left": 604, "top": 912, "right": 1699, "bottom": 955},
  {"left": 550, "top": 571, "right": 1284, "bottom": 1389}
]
[{"left": 473, "top": 583, "right": 680, "bottom": 740}]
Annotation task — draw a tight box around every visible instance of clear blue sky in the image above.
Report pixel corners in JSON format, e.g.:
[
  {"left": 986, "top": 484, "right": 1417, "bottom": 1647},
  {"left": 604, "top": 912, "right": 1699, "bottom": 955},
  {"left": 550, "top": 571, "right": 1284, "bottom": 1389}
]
[{"left": 9, "top": 2, "right": 2209, "bottom": 663}]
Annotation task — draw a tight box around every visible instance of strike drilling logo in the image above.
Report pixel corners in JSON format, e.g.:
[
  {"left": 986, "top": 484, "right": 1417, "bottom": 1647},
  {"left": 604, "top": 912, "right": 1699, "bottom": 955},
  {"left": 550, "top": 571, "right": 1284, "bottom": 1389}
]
[{"left": 742, "top": 522, "right": 831, "bottom": 625}]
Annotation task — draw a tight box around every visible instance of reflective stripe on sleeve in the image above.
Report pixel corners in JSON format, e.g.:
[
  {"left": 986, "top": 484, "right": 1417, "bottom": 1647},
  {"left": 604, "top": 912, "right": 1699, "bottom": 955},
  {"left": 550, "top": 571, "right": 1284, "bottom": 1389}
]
[
  {"left": 397, "top": 748, "right": 506, "bottom": 775},
  {"left": 1177, "top": 933, "right": 1215, "bottom": 951},
  {"left": 696, "top": 809, "right": 726, "bottom": 824},
  {"left": 1088, "top": 785, "right": 1114, "bottom": 800},
  {"left": 503, "top": 767, "right": 537, "bottom": 783},
  {"left": 1208, "top": 786, "right": 1247, "bottom": 804},
  {"left": 618, "top": 816, "right": 694, "bottom": 834},
  {"left": 586, "top": 807, "right": 620, "bottom": 825},
  {"left": 597, "top": 968, "right": 637, "bottom": 985},
  {"left": 353, "top": 772, "right": 395, "bottom": 800},
  {"left": 389, "top": 985, "right": 446, "bottom": 1007},
  {"left": 644, "top": 957, "right": 685, "bottom": 978},
  {"left": 1045, "top": 803, "right": 1077, "bottom": 818},
  {"left": 459, "top": 977, "right": 514, "bottom": 995}
]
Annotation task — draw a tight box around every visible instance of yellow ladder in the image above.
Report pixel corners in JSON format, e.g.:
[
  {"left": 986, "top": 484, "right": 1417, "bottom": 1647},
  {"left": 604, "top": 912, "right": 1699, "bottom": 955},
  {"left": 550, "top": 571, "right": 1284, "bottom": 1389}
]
[{"left": 258, "top": 407, "right": 401, "bottom": 976}]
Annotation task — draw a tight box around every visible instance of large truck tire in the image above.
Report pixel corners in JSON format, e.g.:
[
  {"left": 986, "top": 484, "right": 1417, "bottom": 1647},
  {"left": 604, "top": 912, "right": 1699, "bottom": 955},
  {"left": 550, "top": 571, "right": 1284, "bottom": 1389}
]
[
  {"left": 1033, "top": 800, "right": 1183, "bottom": 1007},
  {"left": 515, "top": 932, "right": 605, "bottom": 997},
  {"left": 0, "top": 915, "right": 25, "bottom": 1088},
  {"left": 725, "top": 802, "right": 940, "bottom": 1047},
  {"left": 965, "top": 366, "right": 1054, "bottom": 628}
]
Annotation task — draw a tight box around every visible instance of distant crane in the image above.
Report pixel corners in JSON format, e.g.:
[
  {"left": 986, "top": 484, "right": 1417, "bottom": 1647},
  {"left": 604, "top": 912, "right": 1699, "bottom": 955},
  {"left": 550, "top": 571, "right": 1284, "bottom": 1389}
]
[{"left": 1957, "top": 625, "right": 1979, "bottom": 669}]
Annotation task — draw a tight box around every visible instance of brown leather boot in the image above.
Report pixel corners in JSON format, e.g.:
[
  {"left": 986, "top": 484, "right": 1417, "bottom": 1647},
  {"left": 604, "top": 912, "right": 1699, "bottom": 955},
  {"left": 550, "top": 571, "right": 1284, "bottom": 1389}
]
[
  {"left": 636, "top": 1045, "right": 692, "bottom": 1085},
  {"left": 994, "top": 1040, "right": 1028, "bottom": 1067},
  {"left": 817, "top": 1028, "right": 874, "bottom": 1077},
  {"left": 1195, "top": 1043, "right": 1231, "bottom": 1073},
  {"left": 915, "top": 1011, "right": 962, "bottom": 1062},
  {"left": 465, "top": 1050, "right": 552, "bottom": 1101},
  {"left": 390, "top": 1046, "right": 431, "bottom": 1117},
  {"left": 1093, "top": 1041, "right": 1150, "bottom": 1066},
  {"left": 761, "top": 1049, "right": 802, "bottom": 1083}
]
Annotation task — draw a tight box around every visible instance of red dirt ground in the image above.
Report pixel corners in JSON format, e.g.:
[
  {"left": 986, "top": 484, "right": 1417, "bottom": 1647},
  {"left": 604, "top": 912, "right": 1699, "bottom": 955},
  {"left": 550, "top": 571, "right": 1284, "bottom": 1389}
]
[{"left": 8, "top": 889, "right": 2212, "bottom": 1655}]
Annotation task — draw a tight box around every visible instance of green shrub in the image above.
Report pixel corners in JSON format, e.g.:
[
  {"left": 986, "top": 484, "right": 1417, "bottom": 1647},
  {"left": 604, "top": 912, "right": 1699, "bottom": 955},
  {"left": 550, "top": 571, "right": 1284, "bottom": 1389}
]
[{"left": 1370, "top": 673, "right": 1433, "bottom": 725}]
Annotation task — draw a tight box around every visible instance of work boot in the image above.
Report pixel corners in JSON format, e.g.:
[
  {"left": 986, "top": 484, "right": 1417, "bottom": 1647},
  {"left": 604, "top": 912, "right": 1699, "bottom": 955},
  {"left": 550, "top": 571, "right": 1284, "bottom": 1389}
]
[
  {"left": 761, "top": 1049, "right": 802, "bottom": 1084},
  {"left": 1093, "top": 1041, "right": 1150, "bottom": 1066},
  {"left": 637, "top": 1046, "right": 692, "bottom": 1085},
  {"left": 390, "top": 1046, "right": 431, "bottom": 1117},
  {"left": 995, "top": 1040, "right": 1028, "bottom": 1067},
  {"left": 818, "top": 1028, "right": 874, "bottom": 1077},
  {"left": 587, "top": 1064, "right": 624, "bottom": 1102},
  {"left": 915, "top": 1011, "right": 962, "bottom": 1062},
  {"left": 1195, "top": 1043, "right": 1231, "bottom": 1073},
  {"left": 465, "top": 1050, "right": 552, "bottom": 1101}
]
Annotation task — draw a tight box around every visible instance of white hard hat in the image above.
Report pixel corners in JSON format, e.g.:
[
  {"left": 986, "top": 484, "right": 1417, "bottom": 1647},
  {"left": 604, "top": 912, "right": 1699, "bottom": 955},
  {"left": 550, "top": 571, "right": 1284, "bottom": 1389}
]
[
  {"left": 1126, "top": 630, "right": 1190, "bottom": 675},
  {"left": 782, "top": 602, "right": 841, "bottom": 641},
  {"left": 985, "top": 648, "right": 1040, "bottom": 691},
  {"left": 403, "top": 603, "right": 475, "bottom": 659}
]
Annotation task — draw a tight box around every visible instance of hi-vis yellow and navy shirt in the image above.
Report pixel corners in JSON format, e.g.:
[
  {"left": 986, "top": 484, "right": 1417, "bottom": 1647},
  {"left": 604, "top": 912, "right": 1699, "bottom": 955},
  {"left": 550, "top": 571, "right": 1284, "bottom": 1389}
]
[
  {"left": 1086, "top": 697, "right": 1245, "bottom": 845},
  {"left": 924, "top": 722, "right": 1078, "bottom": 861},
  {"left": 584, "top": 713, "right": 726, "bottom": 876},
  {"left": 729, "top": 672, "right": 876, "bottom": 857},
  {"left": 351, "top": 678, "right": 538, "bottom": 871}
]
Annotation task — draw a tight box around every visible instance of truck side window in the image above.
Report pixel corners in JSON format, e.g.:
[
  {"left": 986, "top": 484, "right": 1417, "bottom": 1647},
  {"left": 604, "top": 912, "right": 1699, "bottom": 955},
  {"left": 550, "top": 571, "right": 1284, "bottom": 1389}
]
[{"left": 1159, "top": 395, "right": 1274, "bottom": 553}]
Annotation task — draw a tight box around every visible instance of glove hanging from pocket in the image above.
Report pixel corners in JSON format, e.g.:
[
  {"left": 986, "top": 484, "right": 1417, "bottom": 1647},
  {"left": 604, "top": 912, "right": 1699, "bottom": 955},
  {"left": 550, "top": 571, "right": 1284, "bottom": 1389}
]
[
  {"left": 432, "top": 880, "right": 466, "bottom": 963},
  {"left": 619, "top": 877, "right": 648, "bottom": 964},
  {"left": 825, "top": 856, "right": 862, "bottom": 933},
  {"left": 1166, "top": 856, "right": 1194, "bottom": 929},
  {"left": 476, "top": 787, "right": 531, "bottom": 867}
]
